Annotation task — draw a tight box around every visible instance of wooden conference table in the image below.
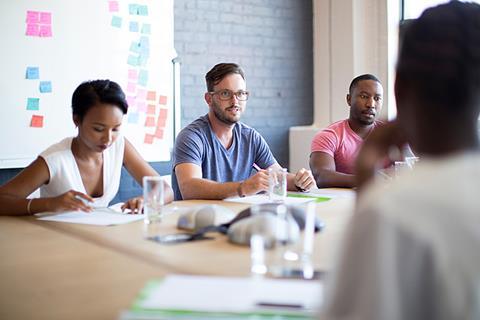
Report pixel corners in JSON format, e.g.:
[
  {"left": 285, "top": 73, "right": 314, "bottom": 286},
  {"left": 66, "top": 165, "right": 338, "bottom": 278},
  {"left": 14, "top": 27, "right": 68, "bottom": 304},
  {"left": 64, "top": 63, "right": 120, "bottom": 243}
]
[{"left": 0, "top": 189, "right": 355, "bottom": 319}]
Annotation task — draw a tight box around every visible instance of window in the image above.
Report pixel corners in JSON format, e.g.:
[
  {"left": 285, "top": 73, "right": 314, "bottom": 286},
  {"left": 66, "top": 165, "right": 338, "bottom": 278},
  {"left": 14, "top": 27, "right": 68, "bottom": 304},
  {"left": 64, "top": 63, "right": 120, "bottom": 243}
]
[{"left": 402, "top": 0, "right": 480, "bottom": 19}]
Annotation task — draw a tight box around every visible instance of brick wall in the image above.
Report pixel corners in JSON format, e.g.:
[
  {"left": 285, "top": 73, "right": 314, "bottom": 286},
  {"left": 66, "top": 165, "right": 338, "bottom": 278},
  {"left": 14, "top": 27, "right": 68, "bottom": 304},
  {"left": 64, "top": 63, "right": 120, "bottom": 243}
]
[
  {"left": 0, "top": 0, "right": 314, "bottom": 202},
  {"left": 175, "top": 0, "right": 314, "bottom": 167}
]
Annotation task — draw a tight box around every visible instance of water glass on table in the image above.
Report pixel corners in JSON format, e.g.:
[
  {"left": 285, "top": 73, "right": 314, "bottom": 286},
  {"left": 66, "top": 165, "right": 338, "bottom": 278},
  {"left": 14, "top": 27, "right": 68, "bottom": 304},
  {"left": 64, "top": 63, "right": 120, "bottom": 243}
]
[
  {"left": 143, "top": 176, "right": 164, "bottom": 225},
  {"left": 268, "top": 167, "right": 287, "bottom": 203}
]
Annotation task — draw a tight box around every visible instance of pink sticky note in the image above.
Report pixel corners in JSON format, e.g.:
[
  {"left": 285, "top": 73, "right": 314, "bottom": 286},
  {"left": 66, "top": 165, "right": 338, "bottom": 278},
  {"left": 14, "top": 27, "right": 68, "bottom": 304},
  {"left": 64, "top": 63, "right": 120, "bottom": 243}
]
[
  {"left": 26, "top": 11, "right": 39, "bottom": 23},
  {"left": 137, "top": 100, "right": 147, "bottom": 112},
  {"left": 158, "top": 108, "right": 168, "bottom": 119},
  {"left": 136, "top": 88, "right": 146, "bottom": 100},
  {"left": 26, "top": 24, "right": 39, "bottom": 36},
  {"left": 128, "top": 69, "right": 138, "bottom": 80},
  {"left": 126, "top": 96, "right": 136, "bottom": 107},
  {"left": 30, "top": 115, "right": 44, "bottom": 128},
  {"left": 144, "top": 134, "right": 155, "bottom": 144},
  {"left": 154, "top": 127, "right": 164, "bottom": 139},
  {"left": 127, "top": 82, "right": 136, "bottom": 93},
  {"left": 158, "top": 95, "right": 167, "bottom": 105},
  {"left": 147, "top": 104, "right": 156, "bottom": 115},
  {"left": 39, "top": 12, "right": 51, "bottom": 24},
  {"left": 147, "top": 91, "right": 156, "bottom": 101},
  {"left": 109, "top": 1, "right": 119, "bottom": 12},
  {"left": 145, "top": 116, "right": 156, "bottom": 127},
  {"left": 157, "top": 116, "right": 166, "bottom": 127},
  {"left": 39, "top": 25, "right": 52, "bottom": 37}
]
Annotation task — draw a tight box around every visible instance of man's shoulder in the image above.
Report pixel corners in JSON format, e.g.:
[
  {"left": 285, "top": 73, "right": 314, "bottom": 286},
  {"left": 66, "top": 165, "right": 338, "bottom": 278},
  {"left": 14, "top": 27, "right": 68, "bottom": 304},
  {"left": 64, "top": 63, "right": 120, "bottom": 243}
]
[
  {"left": 236, "top": 121, "right": 259, "bottom": 136},
  {"left": 327, "top": 119, "right": 349, "bottom": 129},
  {"left": 313, "top": 119, "right": 348, "bottom": 139},
  {"left": 177, "top": 115, "right": 211, "bottom": 139}
]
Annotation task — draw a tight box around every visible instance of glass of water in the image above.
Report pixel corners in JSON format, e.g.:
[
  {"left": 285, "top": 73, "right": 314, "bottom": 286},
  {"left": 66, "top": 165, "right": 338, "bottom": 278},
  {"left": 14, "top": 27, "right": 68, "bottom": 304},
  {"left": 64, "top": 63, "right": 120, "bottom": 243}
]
[
  {"left": 268, "top": 167, "right": 287, "bottom": 203},
  {"left": 143, "top": 176, "right": 164, "bottom": 224}
]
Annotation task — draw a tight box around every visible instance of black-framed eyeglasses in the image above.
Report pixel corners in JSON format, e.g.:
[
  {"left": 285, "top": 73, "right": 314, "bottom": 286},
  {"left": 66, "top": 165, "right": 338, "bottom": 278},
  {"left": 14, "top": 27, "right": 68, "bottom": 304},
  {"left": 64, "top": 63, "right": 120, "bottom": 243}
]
[{"left": 209, "top": 89, "right": 249, "bottom": 101}]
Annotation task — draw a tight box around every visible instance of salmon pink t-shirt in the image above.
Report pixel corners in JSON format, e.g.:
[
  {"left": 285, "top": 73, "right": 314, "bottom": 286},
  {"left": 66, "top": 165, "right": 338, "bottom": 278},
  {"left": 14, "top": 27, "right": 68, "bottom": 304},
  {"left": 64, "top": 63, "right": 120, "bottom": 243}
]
[{"left": 310, "top": 119, "right": 382, "bottom": 174}]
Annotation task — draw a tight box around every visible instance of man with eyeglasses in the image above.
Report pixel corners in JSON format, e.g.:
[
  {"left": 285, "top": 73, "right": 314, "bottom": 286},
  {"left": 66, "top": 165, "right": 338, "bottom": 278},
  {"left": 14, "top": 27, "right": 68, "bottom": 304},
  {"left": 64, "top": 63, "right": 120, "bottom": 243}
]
[
  {"left": 172, "top": 62, "right": 315, "bottom": 200},
  {"left": 309, "top": 74, "right": 384, "bottom": 188}
]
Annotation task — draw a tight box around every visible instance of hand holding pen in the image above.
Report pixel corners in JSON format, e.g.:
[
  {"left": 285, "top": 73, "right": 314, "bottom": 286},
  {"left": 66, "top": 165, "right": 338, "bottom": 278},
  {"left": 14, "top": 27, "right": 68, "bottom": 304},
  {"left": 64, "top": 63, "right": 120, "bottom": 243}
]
[
  {"left": 240, "top": 163, "right": 269, "bottom": 196},
  {"left": 44, "top": 190, "right": 93, "bottom": 213}
]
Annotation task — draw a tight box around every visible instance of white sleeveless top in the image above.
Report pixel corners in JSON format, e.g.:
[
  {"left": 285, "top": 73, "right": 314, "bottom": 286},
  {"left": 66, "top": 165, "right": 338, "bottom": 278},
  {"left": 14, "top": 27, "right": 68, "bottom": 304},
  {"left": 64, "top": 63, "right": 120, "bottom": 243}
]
[{"left": 39, "top": 136, "right": 125, "bottom": 207}]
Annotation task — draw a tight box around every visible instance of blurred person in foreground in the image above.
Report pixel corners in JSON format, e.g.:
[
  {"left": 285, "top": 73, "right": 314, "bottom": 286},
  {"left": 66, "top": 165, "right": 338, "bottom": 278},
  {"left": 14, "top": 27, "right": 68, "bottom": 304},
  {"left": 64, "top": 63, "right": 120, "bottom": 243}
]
[{"left": 320, "top": 2, "right": 480, "bottom": 320}]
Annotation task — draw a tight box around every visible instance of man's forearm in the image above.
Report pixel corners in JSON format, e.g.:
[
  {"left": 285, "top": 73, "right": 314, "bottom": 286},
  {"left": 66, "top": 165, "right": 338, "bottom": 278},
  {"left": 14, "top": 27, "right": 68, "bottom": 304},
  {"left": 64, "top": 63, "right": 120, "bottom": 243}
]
[
  {"left": 313, "top": 170, "right": 356, "bottom": 188},
  {"left": 179, "top": 178, "right": 242, "bottom": 200}
]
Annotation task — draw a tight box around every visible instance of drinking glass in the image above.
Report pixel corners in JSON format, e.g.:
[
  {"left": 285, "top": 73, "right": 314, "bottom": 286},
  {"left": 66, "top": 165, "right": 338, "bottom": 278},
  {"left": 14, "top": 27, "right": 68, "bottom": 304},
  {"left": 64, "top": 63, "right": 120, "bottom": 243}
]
[
  {"left": 143, "top": 176, "right": 164, "bottom": 225},
  {"left": 268, "top": 168, "right": 287, "bottom": 203},
  {"left": 249, "top": 204, "right": 300, "bottom": 278}
]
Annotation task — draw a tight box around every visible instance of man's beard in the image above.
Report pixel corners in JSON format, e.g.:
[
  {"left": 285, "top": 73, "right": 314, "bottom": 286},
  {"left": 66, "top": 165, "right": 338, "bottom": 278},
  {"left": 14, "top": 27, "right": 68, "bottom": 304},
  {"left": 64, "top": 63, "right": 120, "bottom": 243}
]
[{"left": 212, "top": 101, "right": 241, "bottom": 125}]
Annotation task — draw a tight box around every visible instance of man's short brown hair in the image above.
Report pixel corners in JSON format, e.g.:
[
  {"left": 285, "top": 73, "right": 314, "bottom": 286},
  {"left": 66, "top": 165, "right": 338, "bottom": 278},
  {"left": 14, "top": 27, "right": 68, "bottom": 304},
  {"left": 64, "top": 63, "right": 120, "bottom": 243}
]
[{"left": 205, "top": 63, "right": 245, "bottom": 92}]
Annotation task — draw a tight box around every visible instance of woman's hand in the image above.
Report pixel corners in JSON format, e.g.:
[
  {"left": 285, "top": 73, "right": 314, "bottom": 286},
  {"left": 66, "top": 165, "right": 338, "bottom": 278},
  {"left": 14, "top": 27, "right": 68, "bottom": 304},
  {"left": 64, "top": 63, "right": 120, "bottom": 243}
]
[
  {"left": 47, "top": 190, "right": 93, "bottom": 212},
  {"left": 121, "top": 196, "right": 144, "bottom": 214}
]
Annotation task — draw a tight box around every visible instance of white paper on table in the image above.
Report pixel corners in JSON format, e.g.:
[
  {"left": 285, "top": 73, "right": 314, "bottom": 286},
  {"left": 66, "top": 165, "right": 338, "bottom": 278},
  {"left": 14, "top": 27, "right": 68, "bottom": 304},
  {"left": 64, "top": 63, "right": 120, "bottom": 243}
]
[
  {"left": 308, "top": 188, "right": 355, "bottom": 199},
  {"left": 224, "top": 194, "right": 314, "bottom": 205},
  {"left": 36, "top": 203, "right": 144, "bottom": 226},
  {"left": 136, "top": 274, "right": 323, "bottom": 316}
]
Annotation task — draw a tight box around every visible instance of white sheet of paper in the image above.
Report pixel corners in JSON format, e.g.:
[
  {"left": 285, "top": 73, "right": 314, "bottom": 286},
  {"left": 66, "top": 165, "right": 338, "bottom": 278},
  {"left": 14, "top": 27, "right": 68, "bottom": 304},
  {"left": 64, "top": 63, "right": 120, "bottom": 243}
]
[
  {"left": 308, "top": 188, "right": 355, "bottom": 199},
  {"left": 36, "top": 204, "right": 143, "bottom": 226},
  {"left": 224, "top": 194, "right": 314, "bottom": 205},
  {"left": 137, "top": 274, "right": 323, "bottom": 315}
]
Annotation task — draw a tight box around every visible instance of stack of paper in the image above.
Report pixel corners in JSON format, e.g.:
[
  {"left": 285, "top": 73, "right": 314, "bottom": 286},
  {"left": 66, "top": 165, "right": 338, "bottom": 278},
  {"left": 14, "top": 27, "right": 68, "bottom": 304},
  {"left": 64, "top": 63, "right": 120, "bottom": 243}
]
[{"left": 120, "top": 274, "right": 323, "bottom": 319}]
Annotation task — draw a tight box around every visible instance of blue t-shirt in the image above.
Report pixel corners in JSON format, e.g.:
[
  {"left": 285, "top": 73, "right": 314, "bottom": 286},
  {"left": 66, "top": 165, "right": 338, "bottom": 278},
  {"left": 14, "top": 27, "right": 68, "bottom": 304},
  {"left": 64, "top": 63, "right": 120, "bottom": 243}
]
[{"left": 172, "top": 114, "right": 277, "bottom": 200}]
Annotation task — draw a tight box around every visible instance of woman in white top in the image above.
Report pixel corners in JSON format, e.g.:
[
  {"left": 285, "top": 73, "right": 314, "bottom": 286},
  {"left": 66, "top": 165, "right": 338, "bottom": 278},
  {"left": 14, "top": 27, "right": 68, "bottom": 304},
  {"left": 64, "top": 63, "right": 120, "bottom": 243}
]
[{"left": 0, "top": 80, "right": 173, "bottom": 215}]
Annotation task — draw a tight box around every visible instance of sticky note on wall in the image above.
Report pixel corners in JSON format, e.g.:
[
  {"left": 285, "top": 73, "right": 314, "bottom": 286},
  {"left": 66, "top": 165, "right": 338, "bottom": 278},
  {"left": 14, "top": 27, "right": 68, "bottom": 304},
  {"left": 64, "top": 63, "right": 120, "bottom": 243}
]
[
  {"left": 26, "top": 67, "right": 39, "bottom": 79},
  {"left": 30, "top": 115, "right": 44, "bottom": 128},
  {"left": 158, "top": 95, "right": 167, "bottom": 105},
  {"left": 111, "top": 15, "right": 122, "bottom": 28},
  {"left": 26, "top": 98, "right": 40, "bottom": 110},
  {"left": 39, "top": 81, "right": 52, "bottom": 93},
  {"left": 109, "top": 1, "right": 119, "bottom": 12}
]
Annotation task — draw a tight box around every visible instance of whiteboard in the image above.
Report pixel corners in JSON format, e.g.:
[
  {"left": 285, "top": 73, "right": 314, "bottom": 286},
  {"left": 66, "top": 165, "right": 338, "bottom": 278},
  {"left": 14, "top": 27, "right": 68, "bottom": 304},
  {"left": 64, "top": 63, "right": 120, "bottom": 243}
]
[{"left": 0, "top": 0, "right": 175, "bottom": 168}]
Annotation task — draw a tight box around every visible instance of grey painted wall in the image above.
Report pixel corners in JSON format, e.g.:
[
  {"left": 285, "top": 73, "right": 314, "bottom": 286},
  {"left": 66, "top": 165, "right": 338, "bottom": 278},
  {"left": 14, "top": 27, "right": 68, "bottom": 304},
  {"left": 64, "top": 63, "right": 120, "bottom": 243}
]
[
  {"left": 175, "top": 0, "right": 313, "bottom": 166},
  {"left": 0, "top": 0, "right": 314, "bottom": 202}
]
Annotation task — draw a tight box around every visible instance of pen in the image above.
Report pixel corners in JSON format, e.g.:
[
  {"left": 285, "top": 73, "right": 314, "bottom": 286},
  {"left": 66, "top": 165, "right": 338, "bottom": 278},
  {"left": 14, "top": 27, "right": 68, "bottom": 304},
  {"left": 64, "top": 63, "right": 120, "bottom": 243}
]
[
  {"left": 256, "top": 302, "right": 304, "bottom": 309},
  {"left": 252, "top": 163, "right": 262, "bottom": 171},
  {"left": 75, "top": 195, "right": 93, "bottom": 205}
]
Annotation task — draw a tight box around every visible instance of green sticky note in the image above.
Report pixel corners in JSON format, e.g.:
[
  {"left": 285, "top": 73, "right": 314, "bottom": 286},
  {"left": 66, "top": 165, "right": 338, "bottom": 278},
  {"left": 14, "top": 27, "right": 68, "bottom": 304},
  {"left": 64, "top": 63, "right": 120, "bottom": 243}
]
[
  {"left": 26, "top": 97, "right": 40, "bottom": 110},
  {"left": 141, "top": 23, "right": 151, "bottom": 34},
  {"left": 127, "top": 54, "right": 139, "bottom": 66},
  {"left": 111, "top": 15, "right": 122, "bottom": 28},
  {"left": 287, "top": 193, "right": 331, "bottom": 203}
]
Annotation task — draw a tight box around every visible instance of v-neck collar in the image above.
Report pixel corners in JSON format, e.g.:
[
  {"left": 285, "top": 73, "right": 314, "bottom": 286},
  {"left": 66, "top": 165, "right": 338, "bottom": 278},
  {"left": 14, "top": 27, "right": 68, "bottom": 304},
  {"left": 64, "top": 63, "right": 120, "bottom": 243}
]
[{"left": 68, "top": 138, "right": 105, "bottom": 201}]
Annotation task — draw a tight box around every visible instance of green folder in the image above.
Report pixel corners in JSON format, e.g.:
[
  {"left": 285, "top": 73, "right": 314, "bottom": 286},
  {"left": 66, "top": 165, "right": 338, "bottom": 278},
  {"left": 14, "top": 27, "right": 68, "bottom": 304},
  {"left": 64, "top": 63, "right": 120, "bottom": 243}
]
[{"left": 287, "top": 193, "right": 331, "bottom": 203}]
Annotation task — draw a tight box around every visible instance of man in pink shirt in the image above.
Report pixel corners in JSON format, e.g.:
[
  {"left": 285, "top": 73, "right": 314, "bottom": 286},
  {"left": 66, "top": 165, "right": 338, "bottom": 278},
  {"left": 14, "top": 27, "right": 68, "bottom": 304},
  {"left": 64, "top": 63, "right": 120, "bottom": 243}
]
[{"left": 310, "top": 74, "right": 383, "bottom": 188}]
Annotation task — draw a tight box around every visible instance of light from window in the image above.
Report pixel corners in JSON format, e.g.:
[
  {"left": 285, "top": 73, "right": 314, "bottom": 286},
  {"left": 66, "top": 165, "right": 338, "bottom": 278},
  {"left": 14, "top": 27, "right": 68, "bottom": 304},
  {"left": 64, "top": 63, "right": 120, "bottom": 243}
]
[{"left": 403, "top": 0, "right": 480, "bottom": 19}]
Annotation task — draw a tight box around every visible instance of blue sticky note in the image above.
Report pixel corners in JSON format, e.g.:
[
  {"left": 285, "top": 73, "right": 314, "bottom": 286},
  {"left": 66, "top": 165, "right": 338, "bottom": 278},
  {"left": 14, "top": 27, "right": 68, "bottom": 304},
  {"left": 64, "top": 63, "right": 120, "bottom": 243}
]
[
  {"left": 138, "top": 54, "right": 149, "bottom": 67},
  {"left": 129, "top": 4, "right": 139, "bottom": 15},
  {"left": 130, "top": 41, "right": 141, "bottom": 54},
  {"left": 129, "top": 21, "right": 139, "bottom": 32},
  {"left": 138, "top": 5, "right": 148, "bottom": 16},
  {"left": 141, "top": 23, "right": 151, "bottom": 34},
  {"left": 127, "top": 55, "right": 139, "bottom": 66},
  {"left": 111, "top": 15, "right": 122, "bottom": 28},
  {"left": 139, "top": 36, "right": 150, "bottom": 49},
  {"left": 26, "top": 97, "right": 40, "bottom": 110},
  {"left": 26, "top": 67, "right": 39, "bottom": 79},
  {"left": 39, "top": 81, "right": 52, "bottom": 93},
  {"left": 128, "top": 112, "right": 139, "bottom": 124},
  {"left": 138, "top": 69, "right": 148, "bottom": 87}
]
